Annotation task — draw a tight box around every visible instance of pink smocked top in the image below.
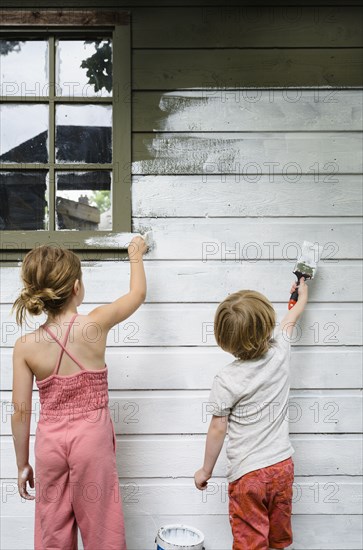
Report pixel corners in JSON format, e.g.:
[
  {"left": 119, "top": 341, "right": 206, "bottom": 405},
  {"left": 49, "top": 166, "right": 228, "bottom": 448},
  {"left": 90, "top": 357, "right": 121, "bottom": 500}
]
[{"left": 36, "top": 313, "right": 109, "bottom": 416}]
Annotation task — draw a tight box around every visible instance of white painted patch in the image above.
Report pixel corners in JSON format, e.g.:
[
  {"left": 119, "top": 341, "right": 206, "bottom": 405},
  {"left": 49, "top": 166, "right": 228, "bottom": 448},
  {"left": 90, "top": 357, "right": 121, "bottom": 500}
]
[
  {"left": 156, "top": 90, "right": 362, "bottom": 132},
  {"left": 84, "top": 230, "right": 153, "bottom": 249},
  {"left": 132, "top": 132, "right": 362, "bottom": 175}
]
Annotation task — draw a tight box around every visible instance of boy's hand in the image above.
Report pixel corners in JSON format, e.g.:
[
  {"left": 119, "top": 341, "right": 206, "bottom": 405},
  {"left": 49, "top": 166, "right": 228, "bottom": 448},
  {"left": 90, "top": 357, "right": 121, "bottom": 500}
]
[
  {"left": 18, "top": 464, "right": 35, "bottom": 500},
  {"left": 290, "top": 276, "right": 308, "bottom": 303},
  {"left": 194, "top": 467, "right": 211, "bottom": 490},
  {"left": 298, "top": 276, "right": 308, "bottom": 301},
  {"left": 128, "top": 235, "right": 148, "bottom": 258}
]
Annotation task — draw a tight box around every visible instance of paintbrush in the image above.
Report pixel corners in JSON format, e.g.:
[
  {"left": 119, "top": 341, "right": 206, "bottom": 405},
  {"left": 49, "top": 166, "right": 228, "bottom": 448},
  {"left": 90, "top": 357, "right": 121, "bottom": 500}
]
[{"left": 288, "top": 241, "right": 324, "bottom": 310}]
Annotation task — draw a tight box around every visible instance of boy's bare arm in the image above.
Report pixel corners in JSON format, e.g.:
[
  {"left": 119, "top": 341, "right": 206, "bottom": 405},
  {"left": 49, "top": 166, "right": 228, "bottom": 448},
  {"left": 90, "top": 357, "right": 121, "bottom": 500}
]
[
  {"left": 279, "top": 277, "right": 308, "bottom": 337},
  {"left": 194, "top": 415, "right": 228, "bottom": 490}
]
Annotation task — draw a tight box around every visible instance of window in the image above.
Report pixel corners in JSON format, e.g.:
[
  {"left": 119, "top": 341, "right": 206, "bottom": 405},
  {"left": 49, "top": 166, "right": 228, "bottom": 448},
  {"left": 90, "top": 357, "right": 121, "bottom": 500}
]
[{"left": 0, "top": 10, "right": 131, "bottom": 260}]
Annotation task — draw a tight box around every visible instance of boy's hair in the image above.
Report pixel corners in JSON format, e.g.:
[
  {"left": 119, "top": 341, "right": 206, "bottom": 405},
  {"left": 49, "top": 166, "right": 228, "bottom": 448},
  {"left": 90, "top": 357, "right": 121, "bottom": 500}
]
[
  {"left": 214, "top": 290, "right": 276, "bottom": 361},
  {"left": 11, "top": 245, "right": 82, "bottom": 326}
]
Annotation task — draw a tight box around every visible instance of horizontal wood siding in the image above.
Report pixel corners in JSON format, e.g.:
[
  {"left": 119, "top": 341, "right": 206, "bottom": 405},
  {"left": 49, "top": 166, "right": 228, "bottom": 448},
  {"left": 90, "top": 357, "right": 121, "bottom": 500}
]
[
  {"left": 0, "top": 515, "right": 361, "bottom": 550},
  {"left": 133, "top": 90, "right": 363, "bottom": 132},
  {"left": 1, "top": 347, "right": 362, "bottom": 390},
  {"left": 1, "top": 435, "right": 362, "bottom": 478},
  {"left": 131, "top": 7, "right": 363, "bottom": 48},
  {"left": 133, "top": 49, "right": 363, "bottom": 88},
  {"left": 1, "top": 303, "right": 362, "bottom": 346},
  {"left": 1, "top": 261, "right": 363, "bottom": 303},
  {"left": 132, "top": 176, "right": 363, "bottom": 217},
  {"left": 0, "top": 4, "right": 362, "bottom": 550},
  {"left": 1, "top": 390, "right": 362, "bottom": 434}
]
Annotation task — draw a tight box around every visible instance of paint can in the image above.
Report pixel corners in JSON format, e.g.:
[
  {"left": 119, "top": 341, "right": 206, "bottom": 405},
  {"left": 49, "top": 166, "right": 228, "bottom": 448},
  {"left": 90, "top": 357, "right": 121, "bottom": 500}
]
[{"left": 155, "top": 525, "right": 205, "bottom": 550}]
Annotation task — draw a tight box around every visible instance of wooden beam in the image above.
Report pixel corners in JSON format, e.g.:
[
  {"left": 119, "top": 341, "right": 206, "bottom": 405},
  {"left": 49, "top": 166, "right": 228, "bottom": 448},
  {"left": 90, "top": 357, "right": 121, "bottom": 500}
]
[
  {"left": 1, "top": 1, "right": 363, "bottom": 7},
  {"left": 133, "top": 49, "right": 363, "bottom": 89},
  {"left": 132, "top": 6, "right": 363, "bottom": 48},
  {"left": 0, "top": 9, "right": 130, "bottom": 26}
]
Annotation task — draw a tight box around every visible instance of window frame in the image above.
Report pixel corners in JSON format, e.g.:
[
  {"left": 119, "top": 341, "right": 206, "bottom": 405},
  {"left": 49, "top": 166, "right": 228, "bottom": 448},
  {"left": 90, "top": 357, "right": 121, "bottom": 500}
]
[{"left": 0, "top": 9, "right": 131, "bottom": 260}]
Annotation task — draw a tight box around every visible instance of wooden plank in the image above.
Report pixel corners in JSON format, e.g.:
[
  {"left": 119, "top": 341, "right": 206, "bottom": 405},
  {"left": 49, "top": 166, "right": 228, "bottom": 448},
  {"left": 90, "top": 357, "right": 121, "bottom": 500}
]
[
  {"left": 133, "top": 90, "right": 363, "bottom": 132},
  {"left": 1, "top": 0, "right": 363, "bottom": 7},
  {"left": 132, "top": 175, "right": 363, "bottom": 217},
  {"left": 1, "top": 390, "right": 362, "bottom": 434},
  {"left": 0, "top": 9, "right": 130, "bottom": 25},
  {"left": 1, "top": 303, "right": 362, "bottom": 347},
  {"left": 1, "top": 477, "right": 362, "bottom": 515},
  {"left": 1, "top": 514, "right": 362, "bottom": 550},
  {"left": 4, "top": 217, "right": 362, "bottom": 262},
  {"left": 0, "top": 231, "right": 142, "bottom": 259},
  {"left": 133, "top": 49, "right": 363, "bottom": 89},
  {"left": 132, "top": 132, "right": 363, "bottom": 174},
  {"left": 1, "top": 434, "right": 361, "bottom": 478},
  {"left": 132, "top": 218, "right": 362, "bottom": 260},
  {"left": 2, "top": 260, "right": 361, "bottom": 304},
  {"left": 132, "top": 7, "right": 363, "bottom": 48},
  {"left": 1, "top": 346, "right": 362, "bottom": 390}
]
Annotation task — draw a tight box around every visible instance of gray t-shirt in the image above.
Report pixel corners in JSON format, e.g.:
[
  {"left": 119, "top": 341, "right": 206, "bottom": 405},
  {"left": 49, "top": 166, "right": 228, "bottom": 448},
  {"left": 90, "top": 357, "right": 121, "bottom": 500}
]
[{"left": 208, "top": 327, "right": 295, "bottom": 482}]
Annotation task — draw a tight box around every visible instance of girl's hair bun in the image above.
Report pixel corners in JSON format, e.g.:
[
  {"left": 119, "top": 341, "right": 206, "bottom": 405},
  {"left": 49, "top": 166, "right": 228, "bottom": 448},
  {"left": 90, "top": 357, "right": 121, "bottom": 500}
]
[
  {"left": 20, "top": 289, "right": 44, "bottom": 316},
  {"left": 20, "top": 287, "right": 60, "bottom": 316}
]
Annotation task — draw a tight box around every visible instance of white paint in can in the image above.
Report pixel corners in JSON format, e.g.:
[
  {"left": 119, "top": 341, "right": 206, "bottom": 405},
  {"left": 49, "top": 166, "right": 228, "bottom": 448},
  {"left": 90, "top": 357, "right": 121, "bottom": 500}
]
[{"left": 156, "top": 524, "right": 204, "bottom": 550}]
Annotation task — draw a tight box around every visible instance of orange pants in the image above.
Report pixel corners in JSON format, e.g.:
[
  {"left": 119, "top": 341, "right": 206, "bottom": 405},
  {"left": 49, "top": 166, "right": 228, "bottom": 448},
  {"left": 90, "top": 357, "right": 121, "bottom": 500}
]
[
  {"left": 228, "top": 457, "right": 294, "bottom": 550},
  {"left": 34, "top": 406, "right": 127, "bottom": 549}
]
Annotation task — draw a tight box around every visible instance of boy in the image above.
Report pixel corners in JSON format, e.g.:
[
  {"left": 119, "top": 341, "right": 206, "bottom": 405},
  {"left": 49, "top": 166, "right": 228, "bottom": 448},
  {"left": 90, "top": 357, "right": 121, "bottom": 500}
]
[{"left": 194, "top": 278, "right": 308, "bottom": 550}]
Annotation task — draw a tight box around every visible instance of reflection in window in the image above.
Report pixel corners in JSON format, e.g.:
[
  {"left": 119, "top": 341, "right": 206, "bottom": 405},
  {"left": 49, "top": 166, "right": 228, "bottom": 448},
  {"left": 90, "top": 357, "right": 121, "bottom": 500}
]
[
  {"left": 0, "top": 104, "right": 48, "bottom": 163},
  {"left": 0, "top": 40, "right": 48, "bottom": 96},
  {"left": 0, "top": 171, "right": 48, "bottom": 230},
  {"left": 56, "top": 171, "right": 111, "bottom": 230},
  {"left": 56, "top": 39, "right": 112, "bottom": 97},
  {"left": 55, "top": 104, "right": 112, "bottom": 163}
]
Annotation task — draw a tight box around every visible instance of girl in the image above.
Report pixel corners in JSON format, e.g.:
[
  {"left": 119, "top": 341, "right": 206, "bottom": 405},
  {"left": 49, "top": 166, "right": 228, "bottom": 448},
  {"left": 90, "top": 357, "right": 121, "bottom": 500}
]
[{"left": 11, "top": 236, "right": 147, "bottom": 550}]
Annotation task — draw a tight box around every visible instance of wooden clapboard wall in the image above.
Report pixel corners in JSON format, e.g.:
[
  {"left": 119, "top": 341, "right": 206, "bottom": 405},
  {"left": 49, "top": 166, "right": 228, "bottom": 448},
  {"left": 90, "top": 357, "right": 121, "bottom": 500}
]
[{"left": 1, "top": 2, "right": 362, "bottom": 549}]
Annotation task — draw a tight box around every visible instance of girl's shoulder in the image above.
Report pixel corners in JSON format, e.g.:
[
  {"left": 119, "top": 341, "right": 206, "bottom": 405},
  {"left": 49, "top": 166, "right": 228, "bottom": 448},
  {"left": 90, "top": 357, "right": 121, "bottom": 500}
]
[
  {"left": 14, "top": 326, "right": 41, "bottom": 347},
  {"left": 12, "top": 332, "right": 39, "bottom": 372}
]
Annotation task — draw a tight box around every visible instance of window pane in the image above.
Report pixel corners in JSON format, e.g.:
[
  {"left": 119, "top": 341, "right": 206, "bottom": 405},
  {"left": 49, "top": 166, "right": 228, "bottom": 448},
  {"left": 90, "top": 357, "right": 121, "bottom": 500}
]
[
  {"left": 0, "top": 104, "right": 48, "bottom": 163},
  {"left": 0, "top": 171, "right": 48, "bottom": 230},
  {"left": 56, "top": 171, "right": 112, "bottom": 230},
  {"left": 55, "top": 104, "right": 112, "bottom": 163},
  {"left": 56, "top": 39, "right": 112, "bottom": 97},
  {"left": 0, "top": 40, "right": 48, "bottom": 97}
]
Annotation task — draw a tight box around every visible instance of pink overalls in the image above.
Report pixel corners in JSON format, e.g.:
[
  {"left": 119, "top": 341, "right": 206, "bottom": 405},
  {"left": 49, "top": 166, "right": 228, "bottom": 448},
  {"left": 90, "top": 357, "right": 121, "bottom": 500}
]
[{"left": 34, "top": 313, "right": 127, "bottom": 550}]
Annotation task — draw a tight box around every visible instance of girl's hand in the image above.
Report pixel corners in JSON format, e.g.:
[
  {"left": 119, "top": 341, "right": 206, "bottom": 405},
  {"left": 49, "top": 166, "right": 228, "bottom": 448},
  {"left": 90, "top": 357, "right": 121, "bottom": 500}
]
[
  {"left": 128, "top": 235, "right": 148, "bottom": 258},
  {"left": 194, "top": 467, "right": 211, "bottom": 491},
  {"left": 18, "top": 464, "right": 35, "bottom": 500}
]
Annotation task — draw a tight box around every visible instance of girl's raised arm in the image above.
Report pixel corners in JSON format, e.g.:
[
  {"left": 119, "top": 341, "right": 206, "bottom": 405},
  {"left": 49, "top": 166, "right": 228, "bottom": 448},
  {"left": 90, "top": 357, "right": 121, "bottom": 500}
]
[
  {"left": 88, "top": 235, "right": 148, "bottom": 330},
  {"left": 11, "top": 338, "right": 35, "bottom": 500}
]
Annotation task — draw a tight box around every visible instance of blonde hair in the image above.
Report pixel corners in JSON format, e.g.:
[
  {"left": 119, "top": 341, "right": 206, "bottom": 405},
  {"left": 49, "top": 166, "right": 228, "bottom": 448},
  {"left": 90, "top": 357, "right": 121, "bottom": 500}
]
[
  {"left": 214, "top": 290, "right": 276, "bottom": 361},
  {"left": 12, "top": 245, "right": 82, "bottom": 326}
]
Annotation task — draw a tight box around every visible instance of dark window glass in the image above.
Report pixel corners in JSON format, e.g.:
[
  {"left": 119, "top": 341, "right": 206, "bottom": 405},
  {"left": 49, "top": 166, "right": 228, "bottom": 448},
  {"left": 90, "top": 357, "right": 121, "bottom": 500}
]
[{"left": 0, "top": 171, "right": 48, "bottom": 230}]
